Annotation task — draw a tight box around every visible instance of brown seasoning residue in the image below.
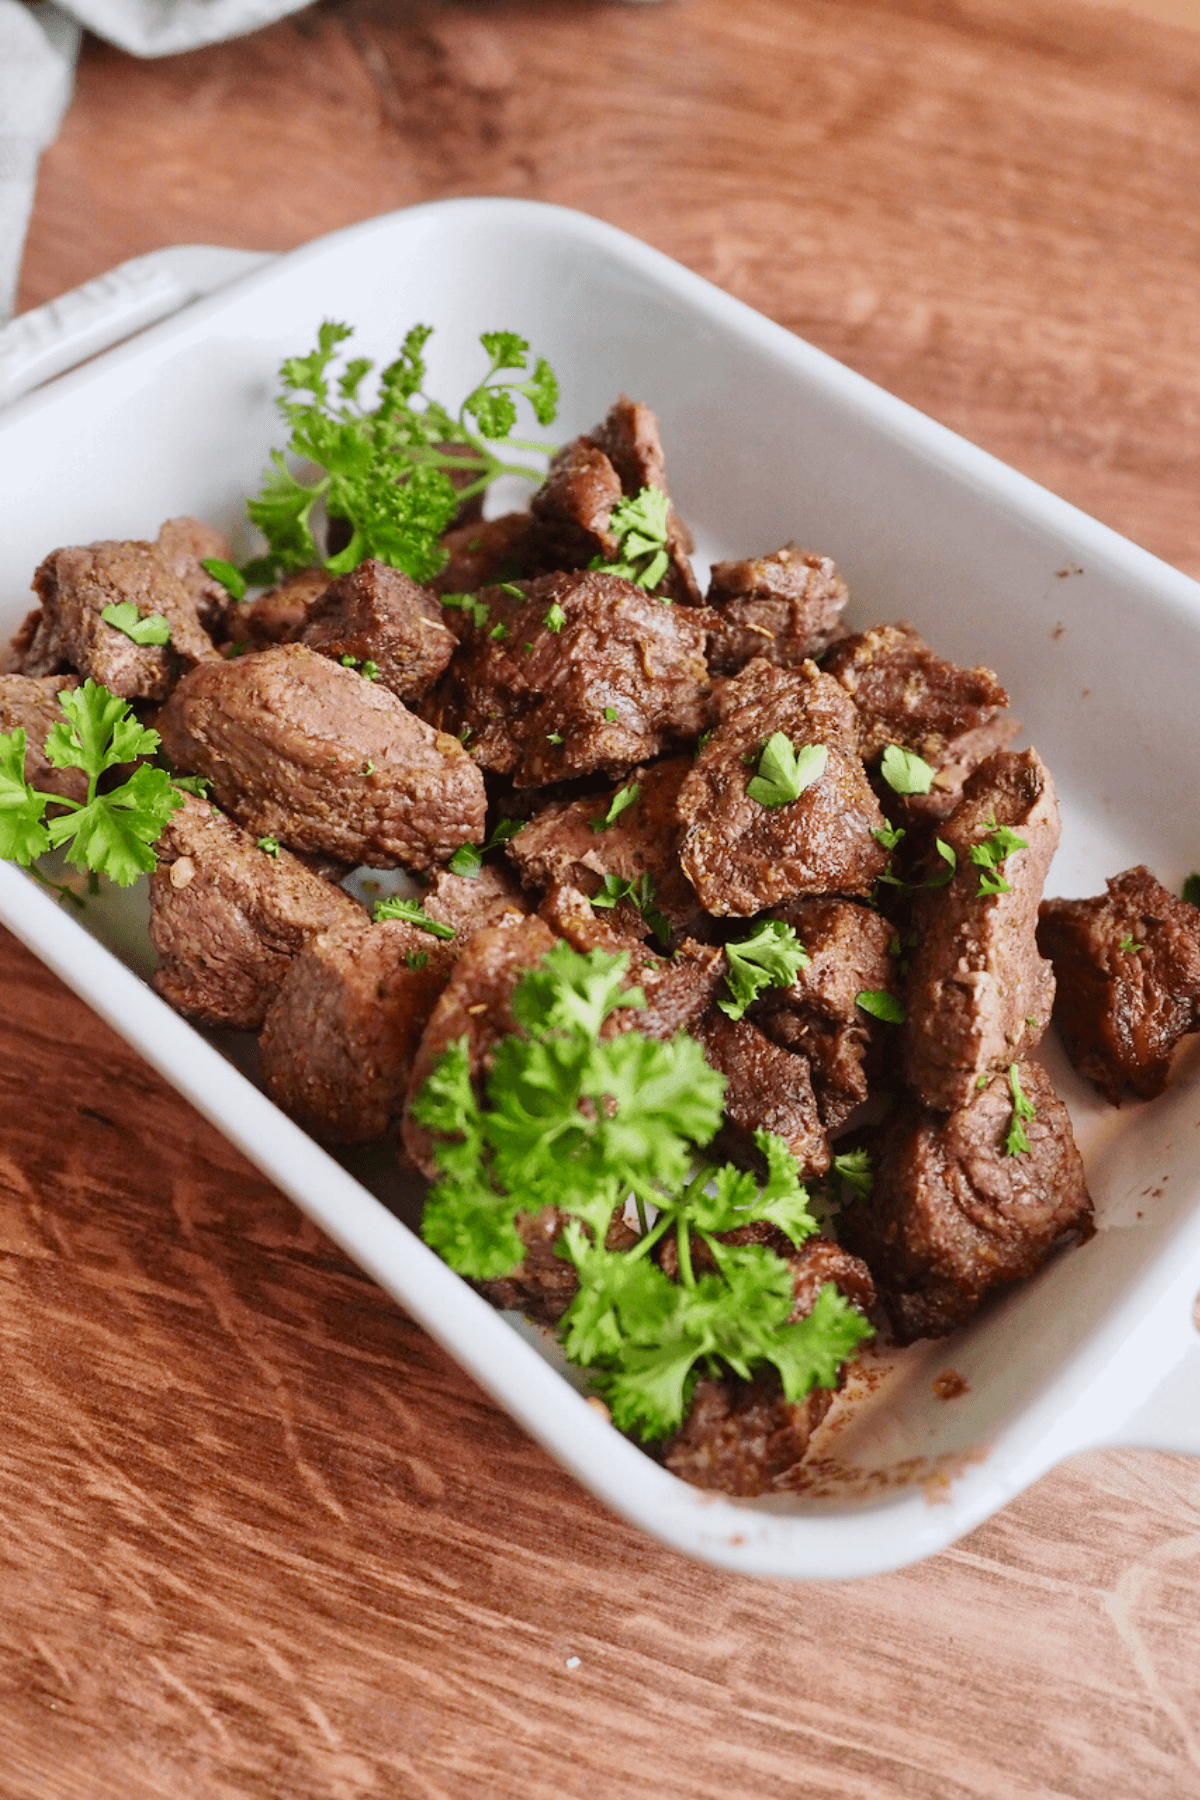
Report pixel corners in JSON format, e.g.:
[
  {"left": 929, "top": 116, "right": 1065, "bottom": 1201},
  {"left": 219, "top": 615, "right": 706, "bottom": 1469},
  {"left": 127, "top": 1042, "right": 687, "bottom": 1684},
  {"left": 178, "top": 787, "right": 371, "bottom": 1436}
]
[{"left": 933, "top": 1369, "right": 969, "bottom": 1401}]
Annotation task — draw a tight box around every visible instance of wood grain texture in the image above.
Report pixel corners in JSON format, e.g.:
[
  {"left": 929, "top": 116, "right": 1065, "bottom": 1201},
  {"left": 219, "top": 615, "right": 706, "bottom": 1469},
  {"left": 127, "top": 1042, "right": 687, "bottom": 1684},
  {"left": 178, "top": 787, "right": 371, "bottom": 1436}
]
[{"left": 8, "top": 1, "right": 1200, "bottom": 1795}]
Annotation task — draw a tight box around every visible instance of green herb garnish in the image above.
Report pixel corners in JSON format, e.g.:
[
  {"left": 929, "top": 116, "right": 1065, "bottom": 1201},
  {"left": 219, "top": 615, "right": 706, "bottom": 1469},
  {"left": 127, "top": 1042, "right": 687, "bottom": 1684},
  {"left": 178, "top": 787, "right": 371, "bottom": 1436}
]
[
  {"left": 590, "top": 486, "right": 672, "bottom": 591},
  {"left": 719, "top": 921, "right": 810, "bottom": 1021},
  {"left": 872, "top": 821, "right": 906, "bottom": 853},
  {"left": 257, "top": 836, "right": 281, "bottom": 857},
  {"left": 970, "top": 815, "right": 1027, "bottom": 896},
  {"left": 856, "top": 989, "right": 905, "bottom": 1024},
  {"left": 0, "top": 681, "right": 184, "bottom": 887},
  {"left": 1118, "top": 935, "right": 1144, "bottom": 954},
  {"left": 200, "top": 558, "right": 247, "bottom": 602},
  {"left": 100, "top": 601, "right": 172, "bottom": 648},
  {"left": 590, "top": 782, "right": 640, "bottom": 834},
  {"left": 372, "top": 896, "right": 457, "bottom": 938},
  {"left": 589, "top": 871, "right": 672, "bottom": 948},
  {"left": 241, "top": 323, "right": 558, "bottom": 586},
  {"left": 1004, "top": 1063, "right": 1036, "bottom": 1156},
  {"left": 880, "top": 744, "right": 935, "bottom": 796},
  {"left": 442, "top": 592, "right": 491, "bottom": 629},
  {"left": 746, "top": 734, "right": 828, "bottom": 809},
  {"left": 831, "top": 1147, "right": 873, "bottom": 1202},
  {"left": 544, "top": 602, "right": 567, "bottom": 634},
  {"left": 605, "top": 706, "right": 618, "bottom": 724}
]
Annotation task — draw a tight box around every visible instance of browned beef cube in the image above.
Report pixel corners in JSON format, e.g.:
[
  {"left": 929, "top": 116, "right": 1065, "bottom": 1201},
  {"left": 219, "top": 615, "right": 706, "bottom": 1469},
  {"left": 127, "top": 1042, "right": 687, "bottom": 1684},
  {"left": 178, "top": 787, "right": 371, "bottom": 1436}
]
[
  {"left": 422, "top": 861, "right": 530, "bottom": 937},
  {"left": 21, "top": 541, "right": 219, "bottom": 701},
  {"left": 149, "top": 794, "right": 363, "bottom": 1029},
  {"left": 259, "top": 917, "right": 454, "bottom": 1143},
  {"left": 530, "top": 396, "right": 700, "bottom": 604},
  {"left": 903, "top": 748, "right": 1059, "bottom": 1112},
  {"left": 425, "top": 569, "right": 712, "bottom": 787},
  {"left": 431, "top": 512, "right": 537, "bottom": 603},
  {"left": 1, "top": 609, "right": 40, "bottom": 674},
  {"left": 662, "top": 1239, "right": 876, "bottom": 1494},
  {"left": 156, "top": 516, "right": 233, "bottom": 637},
  {"left": 705, "top": 546, "right": 850, "bottom": 676},
  {"left": 754, "top": 898, "right": 898, "bottom": 1129},
  {"left": 156, "top": 643, "right": 486, "bottom": 870},
  {"left": 825, "top": 622, "right": 1017, "bottom": 820},
  {"left": 695, "top": 1008, "right": 830, "bottom": 1176},
  {"left": 226, "top": 567, "right": 331, "bottom": 650},
  {"left": 840, "top": 1060, "right": 1092, "bottom": 1344},
  {"left": 1038, "top": 865, "right": 1200, "bottom": 1103},
  {"left": 401, "top": 914, "right": 559, "bottom": 1177},
  {"left": 677, "top": 657, "right": 888, "bottom": 915},
  {"left": 0, "top": 674, "right": 85, "bottom": 804},
  {"left": 538, "top": 880, "right": 647, "bottom": 951},
  {"left": 299, "top": 559, "right": 456, "bottom": 702},
  {"left": 507, "top": 756, "right": 703, "bottom": 941}
]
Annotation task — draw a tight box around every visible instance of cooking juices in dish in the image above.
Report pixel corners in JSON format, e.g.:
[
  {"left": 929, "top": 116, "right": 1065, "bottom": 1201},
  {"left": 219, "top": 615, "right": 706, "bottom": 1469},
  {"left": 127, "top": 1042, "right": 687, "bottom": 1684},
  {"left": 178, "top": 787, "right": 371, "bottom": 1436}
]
[{"left": 2, "top": 324, "right": 1197, "bottom": 1500}]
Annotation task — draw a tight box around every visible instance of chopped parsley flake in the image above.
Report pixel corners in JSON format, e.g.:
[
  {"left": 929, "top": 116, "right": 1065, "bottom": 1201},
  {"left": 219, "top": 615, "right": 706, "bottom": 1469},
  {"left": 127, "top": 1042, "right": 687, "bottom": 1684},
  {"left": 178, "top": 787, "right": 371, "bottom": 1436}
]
[
  {"left": 257, "top": 836, "right": 281, "bottom": 857},
  {"left": 372, "top": 896, "right": 456, "bottom": 938},
  {"left": 589, "top": 486, "right": 672, "bottom": 591},
  {"left": 872, "top": 821, "right": 906, "bottom": 853},
  {"left": 1003, "top": 1063, "right": 1036, "bottom": 1156},
  {"left": 589, "top": 871, "right": 671, "bottom": 948},
  {"left": 746, "top": 734, "right": 828, "bottom": 808},
  {"left": 544, "top": 602, "right": 567, "bottom": 633},
  {"left": 605, "top": 706, "right": 618, "bottom": 724},
  {"left": 856, "top": 988, "right": 905, "bottom": 1024},
  {"left": 831, "top": 1147, "right": 873, "bottom": 1202},
  {"left": 1118, "top": 935, "right": 1144, "bottom": 954},
  {"left": 200, "top": 557, "right": 247, "bottom": 601},
  {"left": 546, "top": 731, "right": 564, "bottom": 745},
  {"left": 100, "top": 601, "right": 172, "bottom": 647},
  {"left": 406, "top": 950, "right": 430, "bottom": 970},
  {"left": 489, "top": 622, "right": 510, "bottom": 641},
  {"left": 591, "top": 782, "right": 640, "bottom": 833},
  {"left": 442, "top": 592, "right": 490, "bottom": 628},
  {"left": 970, "top": 815, "right": 1027, "bottom": 896},
  {"left": 880, "top": 743, "right": 935, "bottom": 796},
  {"left": 449, "top": 842, "right": 483, "bottom": 879},
  {"left": 719, "top": 921, "right": 810, "bottom": 1021}
]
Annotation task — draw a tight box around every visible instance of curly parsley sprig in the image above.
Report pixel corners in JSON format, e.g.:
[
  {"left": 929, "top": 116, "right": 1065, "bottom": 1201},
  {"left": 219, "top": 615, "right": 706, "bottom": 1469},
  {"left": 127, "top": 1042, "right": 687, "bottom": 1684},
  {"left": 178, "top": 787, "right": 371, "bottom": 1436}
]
[
  {"left": 0, "top": 681, "right": 185, "bottom": 888},
  {"left": 235, "top": 323, "right": 560, "bottom": 589},
  {"left": 412, "top": 945, "right": 874, "bottom": 1442}
]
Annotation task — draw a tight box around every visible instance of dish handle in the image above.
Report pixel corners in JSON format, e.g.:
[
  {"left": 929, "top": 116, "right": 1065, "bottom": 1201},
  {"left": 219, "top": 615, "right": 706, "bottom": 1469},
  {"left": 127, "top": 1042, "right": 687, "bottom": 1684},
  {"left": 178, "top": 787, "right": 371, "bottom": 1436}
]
[{"left": 0, "top": 245, "right": 274, "bottom": 409}]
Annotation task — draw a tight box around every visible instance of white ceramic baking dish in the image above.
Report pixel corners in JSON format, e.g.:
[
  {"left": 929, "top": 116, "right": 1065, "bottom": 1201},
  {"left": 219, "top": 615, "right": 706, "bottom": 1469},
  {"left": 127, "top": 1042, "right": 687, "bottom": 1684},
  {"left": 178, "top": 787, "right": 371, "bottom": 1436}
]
[{"left": 2, "top": 200, "right": 1198, "bottom": 1580}]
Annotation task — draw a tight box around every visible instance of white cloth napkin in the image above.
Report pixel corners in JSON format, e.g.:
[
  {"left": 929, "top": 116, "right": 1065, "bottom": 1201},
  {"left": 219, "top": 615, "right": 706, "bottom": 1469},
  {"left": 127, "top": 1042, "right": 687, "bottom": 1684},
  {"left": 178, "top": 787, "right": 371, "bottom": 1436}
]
[{"left": 0, "top": 0, "right": 312, "bottom": 322}]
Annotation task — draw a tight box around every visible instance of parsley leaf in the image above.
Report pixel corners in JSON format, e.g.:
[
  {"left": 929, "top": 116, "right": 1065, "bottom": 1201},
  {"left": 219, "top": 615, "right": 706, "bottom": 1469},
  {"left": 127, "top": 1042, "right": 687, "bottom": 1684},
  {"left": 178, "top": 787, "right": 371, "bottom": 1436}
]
[
  {"left": 406, "top": 949, "right": 429, "bottom": 970},
  {"left": 372, "top": 896, "right": 456, "bottom": 938},
  {"left": 100, "top": 601, "right": 172, "bottom": 647},
  {"left": 589, "top": 871, "right": 672, "bottom": 947},
  {"left": 544, "top": 602, "right": 567, "bottom": 634},
  {"left": 442, "top": 592, "right": 490, "bottom": 629},
  {"left": 1004, "top": 1062, "right": 1036, "bottom": 1156},
  {"left": 718, "top": 920, "right": 810, "bottom": 1021},
  {"left": 242, "top": 323, "right": 560, "bottom": 586},
  {"left": 1118, "top": 935, "right": 1145, "bottom": 954},
  {"left": 589, "top": 486, "right": 672, "bottom": 591},
  {"left": 590, "top": 782, "right": 640, "bottom": 833},
  {"left": 257, "top": 835, "right": 280, "bottom": 857},
  {"left": 880, "top": 743, "right": 935, "bottom": 795},
  {"left": 605, "top": 706, "right": 618, "bottom": 724},
  {"left": 746, "top": 734, "right": 828, "bottom": 808},
  {"left": 0, "top": 730, "right": 52, "bottom": 864},
  {"left": 200, "top": 558, "right": 247, "bottom": 602},
  {"left": 856, "top": 989, "right": 905, "bottom": 1023},
  {"left": 970, "top": 815, "right": 1028, "bottom": 897},
  {"left": 449, "top": 842, "right": 483, "bottom": 879},
  {"left": 832, "top": 1146, "right": 873, "bottom": 1202},
  {"left": 872, "top": 821, "right": 906, "bottom": 853}
]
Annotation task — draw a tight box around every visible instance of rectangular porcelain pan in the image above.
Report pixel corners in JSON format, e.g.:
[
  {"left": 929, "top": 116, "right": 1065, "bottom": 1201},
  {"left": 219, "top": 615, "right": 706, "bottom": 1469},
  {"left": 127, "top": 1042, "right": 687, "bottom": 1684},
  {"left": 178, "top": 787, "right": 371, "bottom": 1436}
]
[{"left": 2, "top": 199, "right": 1198, "bottom": 1580}]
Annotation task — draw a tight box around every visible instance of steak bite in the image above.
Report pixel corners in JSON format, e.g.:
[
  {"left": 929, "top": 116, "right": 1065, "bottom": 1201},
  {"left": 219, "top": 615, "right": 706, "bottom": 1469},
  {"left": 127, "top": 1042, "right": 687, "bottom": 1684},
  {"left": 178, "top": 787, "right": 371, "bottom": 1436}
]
[
  {"left": 840, "top": 1060, "right": 1092, "bottom": 1344},
  {"left": 695, "top": 1008, "right": 831, "bottom": 1176},
  {"left": 227, "top": 567, "right": 331, "bottom": 650},
  {"left": 401, "top": 914, "right": 559, "bottom": 1178},
  {"left": 155, "top": 642, "right": 486, "bottom": 869},
  {"left": 259, "top": 917, "right": 454, "bottom": 1143},
  {"left": 431, "top": 511, "right": 536, "bottom": 603},
  {"left": 530, "top": 395, "right": 700, "bottom": 604},
  {"left": 662, "top": 1238, "right": 876, "bottom": 1495},
  {"left": 1038, "top": 865, "right": 1200, "bottom": 1103},
  {"left": 705, "top": 546, "right": 850, "bottom": 676},
  {"left": 824, "top": 623, "right": 1017, "bottom": 819},
  {"left": 754, "top": 898, "right": 899, "bottom": 1130},
  {"left": 507, "top": 756, "right": 703, "bottom": 942},
  {"left": 21, "top": 540, "right": 219, "bottom": 701},
  {"left": 0, "top": 674, "right": 85, "bottom": 803},
  {"left": 422, "top": 860, "right": 530, "bottom": 937},
  {"left": 425, "top": 569, "right": 712, "bottom": 787},
  {"left": 156, "top": 516, "right": 234, "bottom": 637},
  {"left": 299, "top": 558, "right": 456, "bottom": 702},
  {"left": 677, "top": 657, "right": 888, "bottom": 916},
  {"left": 148, "top": 793, "right": 362, "bottom": 1029},
  {"left": 903, "top": 748, "right": 1059, "bottom": 1113}
]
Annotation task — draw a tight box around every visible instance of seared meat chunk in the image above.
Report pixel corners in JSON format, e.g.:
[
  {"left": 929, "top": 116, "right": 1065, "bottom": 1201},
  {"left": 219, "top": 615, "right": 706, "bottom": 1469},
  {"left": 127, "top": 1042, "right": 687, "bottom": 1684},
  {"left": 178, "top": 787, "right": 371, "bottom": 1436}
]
[
  {"left": 534, "top": 885, "right": 724, "bottom": 1035},
  {"left": 156, "top": 643, "right": 486, "bottom": 869},
  {"left": 662, "top": 1239, "right": 876, "bottom": 1494},
  {"left": 156, "top": 517, "right": 233, "bottom": 637},
  {"left": 227, "top": 567, "right": 330, "bottom": 650},
  {"left": 754, "top": 899, "right": 898, "bottom": 1129},
  {"left": 825, "top": 623, "right": 1016, "bottom": 820},
  {"left": 705, "top": 546, "right": 849, "bottom": 676},
  {"left": 422, "top": 861, "right": 530, "bottom": 937},
  {"left": 1038, "top": 865, "right": 1200, "bottom": 1103},
  {"left": 149, "top": 793, "right": 362, "bottom": 1028},
  {"left": 840, "top": 1060, "right": 1092, "bottom": 1344},
  {"left": 904, "top": 748, "right": 1059, "bottom": 1112},
  {"left": 678, "top": 657, "right": 888, "bottom": 915},
  {"left": 1, "top": 610, "right": 39, "bottom": 674},
  {"left": 508, "top": 756, "right": 702, "bottom": 941},
  {"left": 401, "top": 915, "right": 559, "bottom": 1177},
  {"left": 300, "top": 559, "right": 456, "bottom": 702},
  {"left": 431, "top": 511, "right": 536, "bottom": 603},
  {"left": 0, "top": 674, "right": 85, "bottom": 803},
  {"left": 259, "top": 917, "right": 453, "bottom": 1143},
  {"left": 426, "top": 569, "right": 711, "bottom": 787},
  {"left": 479, "top": 1208, "right": 639, "bottom": 1324},
  {"left": 531, "top": 395, "right": 700, "bottom": 604},
  {"left": 695, "top": 1008, "right": 830, "bottom": 1176},
  {"left": 21, "top": 540, "right": 218, "bottom": 701}
]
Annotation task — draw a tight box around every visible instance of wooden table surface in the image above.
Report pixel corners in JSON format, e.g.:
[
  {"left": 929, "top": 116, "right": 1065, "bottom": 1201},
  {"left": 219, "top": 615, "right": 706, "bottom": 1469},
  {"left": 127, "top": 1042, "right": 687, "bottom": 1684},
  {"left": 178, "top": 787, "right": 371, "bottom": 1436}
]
[{"left": 8, "top": 1, "right": 1200, "bottom": 1794}]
